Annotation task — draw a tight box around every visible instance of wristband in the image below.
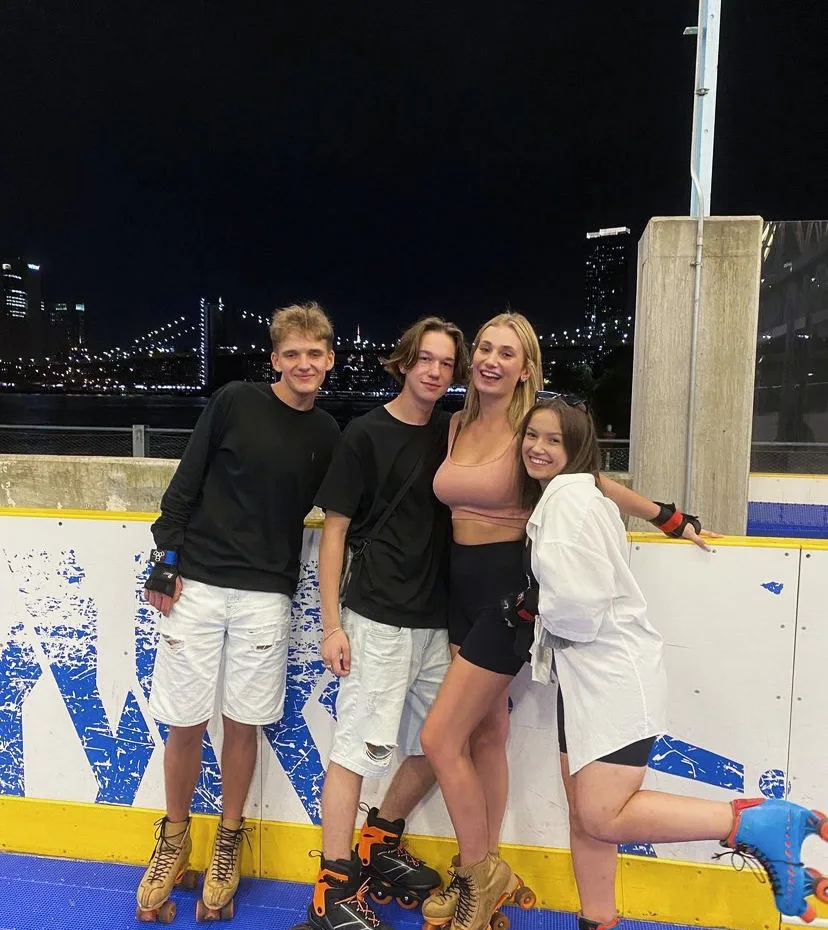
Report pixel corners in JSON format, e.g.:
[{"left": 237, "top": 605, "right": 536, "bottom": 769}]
[
  {"left": 650, "top": 502, "right": 702, "bottom": 539},
  {"left": 150, "top": 549, "right": 178, "bottom": 566}
]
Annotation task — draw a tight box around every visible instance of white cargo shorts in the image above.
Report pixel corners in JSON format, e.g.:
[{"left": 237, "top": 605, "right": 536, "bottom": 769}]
[
  {"left": 328, "top": 607, "right": 451, "bottom": 779},
  {"left": 148, "top": 577, "right": 292, "bottom": 727}
]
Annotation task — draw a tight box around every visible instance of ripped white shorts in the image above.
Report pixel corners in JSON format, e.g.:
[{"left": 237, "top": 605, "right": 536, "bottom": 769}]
[
  {"left": 148, "top": 577, "right": 292, "bottom": 727},
  {"left": 328, "top": 607, "right": 450, "bottom": 779}
]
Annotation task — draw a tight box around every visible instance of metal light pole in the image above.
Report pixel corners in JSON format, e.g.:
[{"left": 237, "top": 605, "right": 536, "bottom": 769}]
[
  {"left": 682, "top": 0, "right": 721, "bottom": 510},
  {"left": 685, "top": 0, "right": 722, "bottom": 218}
]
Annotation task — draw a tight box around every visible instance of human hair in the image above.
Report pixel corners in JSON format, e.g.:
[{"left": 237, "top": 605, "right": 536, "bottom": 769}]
[
  {"left": 461, "top": 311, "right": 543, "bottom": 432},
  {"left": 517, "top": 398, "right": 601, "bottom": 509},
  {"left": 269, "top": 301, "right": 334, "bottom": 351},
  {"left": 381, "top": 316, "right": 470, "bottom": 386}
]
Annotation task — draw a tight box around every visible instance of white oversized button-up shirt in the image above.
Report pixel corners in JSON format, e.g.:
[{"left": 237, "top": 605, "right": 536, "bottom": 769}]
[{"left": 526, "top": 473, "right": 667, "bottom": 774}]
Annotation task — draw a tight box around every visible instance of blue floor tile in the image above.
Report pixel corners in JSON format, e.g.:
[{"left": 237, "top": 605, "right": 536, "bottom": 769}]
[{"left": 0, "top": 852, "right": 728, "bottom": 930}]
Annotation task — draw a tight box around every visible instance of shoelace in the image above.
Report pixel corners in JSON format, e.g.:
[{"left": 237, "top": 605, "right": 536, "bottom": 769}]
[
  {"left": 432, "top": 868, "right": 461, "bottom": 904},
  {"left": 148, "top": 818, "right": 186, "bottom": 883},
  {"left": 454, "top": 874, "right": 478, "bottom": 930},
  {"left": 209, "top": 822, "right": 253, "bottom": 884},
  {"left": 344, "top": 880, "right": 382, "bottom": 929},
  {"left": 712, "top": 844, "right": 800, "bottom": 897},
  {"left": 394, "top": 842, "right": 422, "bottom": 868}
]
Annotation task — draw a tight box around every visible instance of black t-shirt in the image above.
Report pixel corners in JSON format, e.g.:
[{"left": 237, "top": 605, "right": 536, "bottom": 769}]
[
  {"left": 314, "top": 405, "right": 452, "bottom": 629},
  {"left": 152, "top": 381, "right": 340, "bottom": 595}
]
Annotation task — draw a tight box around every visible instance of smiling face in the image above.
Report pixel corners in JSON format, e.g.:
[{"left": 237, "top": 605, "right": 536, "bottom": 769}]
[
  {"left": 271, "top": 329, "right": 334, "bottom": 400},
  {"left": 471, "top": 324, "right": 529, "bottom": 401},
  {"left": 399, "top": 329, "right": 457, "bottom": 405},
  {"left": 521, "top": 407, "right": 568, "bottom": 487}
]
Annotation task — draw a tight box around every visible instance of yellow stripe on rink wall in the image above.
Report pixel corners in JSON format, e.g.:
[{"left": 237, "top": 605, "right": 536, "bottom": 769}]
[
  {"left": 2, "top": 508, "right": 826, "bottom": 549},
  {"left": 0, "top": 796, "right": 787, "bottom": 930}
]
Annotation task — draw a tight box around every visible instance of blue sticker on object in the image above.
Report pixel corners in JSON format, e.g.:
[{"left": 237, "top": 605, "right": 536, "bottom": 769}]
[
  {"left": 761, "top": 581, "right": 784, "bottom": 595},
  {"left": 759, "top": 768, "right": 790, "bottom": 799}
]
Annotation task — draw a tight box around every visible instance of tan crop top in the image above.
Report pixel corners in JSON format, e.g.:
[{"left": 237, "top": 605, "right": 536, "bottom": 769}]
[{"left": 433, "top": 415, "right": 532, "bottom": 530}]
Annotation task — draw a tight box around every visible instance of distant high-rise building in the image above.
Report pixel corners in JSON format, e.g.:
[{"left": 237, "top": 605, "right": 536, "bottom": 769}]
[
  {"left": 1, "top": 259, "right": 42, "bottom": 360},
  {"left": 47, "top": 300, "right": 87, "bottom": 356},
  {"left": 584, "top": 227, "right": 632, "bottom": 345}
]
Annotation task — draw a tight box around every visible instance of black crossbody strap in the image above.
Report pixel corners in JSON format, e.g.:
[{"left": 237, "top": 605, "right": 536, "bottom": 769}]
[{"left": 363, "top": 447, "right": 428, "bottom": 545}]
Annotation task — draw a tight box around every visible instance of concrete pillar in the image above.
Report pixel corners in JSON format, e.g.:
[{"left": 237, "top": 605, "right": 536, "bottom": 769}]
[{"left": 629, "top": 216, "right": 763, "bottom": 535}]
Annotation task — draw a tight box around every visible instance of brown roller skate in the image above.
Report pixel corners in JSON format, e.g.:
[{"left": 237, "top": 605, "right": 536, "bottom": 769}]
[
  {"left": 195, "top": 816, "right": 251, "bottom": 922},
  {"left": 421, "top": 854, "right": 461, "bottom": 925},
  {"left": 136, "top": 816, "right": 199, "bottom": 924},
  {"left": 423, "top": 853, "right": 535, "bottom": 930}
]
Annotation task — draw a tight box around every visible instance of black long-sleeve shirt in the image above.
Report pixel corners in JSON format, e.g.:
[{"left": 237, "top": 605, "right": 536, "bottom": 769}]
[{"left": 152, "top": 381, "right": 340, "bottom": 595}]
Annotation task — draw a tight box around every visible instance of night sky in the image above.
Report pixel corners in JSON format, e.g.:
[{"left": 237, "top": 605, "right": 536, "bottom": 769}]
[{"left": 2, "top": 1, "right": 825, "bottom": 349}]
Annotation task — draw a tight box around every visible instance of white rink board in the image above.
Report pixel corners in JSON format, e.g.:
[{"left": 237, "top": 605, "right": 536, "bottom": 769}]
[
  {"left": 628, "top": 541, "right": 800, "bottom": 863},
  {"left": 787, "top": 548, "right": 828, "bottom": 878},
  {"left": 1, "top": 514, "right": 825, "bottom": 866}
]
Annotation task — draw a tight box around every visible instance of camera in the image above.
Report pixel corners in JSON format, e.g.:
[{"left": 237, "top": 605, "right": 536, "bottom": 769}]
[{"left": 500, "top": 584, "right": 538, "bottom": 628}]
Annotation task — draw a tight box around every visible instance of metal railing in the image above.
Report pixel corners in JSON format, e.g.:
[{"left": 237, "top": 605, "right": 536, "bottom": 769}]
[
  {"left": 0, "top": 424, "right": 191, "bottom": 459},
  {"left": 2, "top": 425, "right": 828, "bottom": 475}
]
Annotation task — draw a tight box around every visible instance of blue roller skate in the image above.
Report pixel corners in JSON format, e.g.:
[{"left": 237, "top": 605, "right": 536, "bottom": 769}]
[{"left": 723, "top": 798, "right": 828, "bottom": 923}]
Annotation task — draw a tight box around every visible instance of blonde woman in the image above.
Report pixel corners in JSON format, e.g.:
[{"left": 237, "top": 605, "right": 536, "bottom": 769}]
[{"left": 421, "top": 311, "right": 711, "bottom": 930}]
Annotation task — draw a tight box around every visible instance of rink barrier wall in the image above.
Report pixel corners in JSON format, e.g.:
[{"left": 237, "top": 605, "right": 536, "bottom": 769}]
[{"left": 1, "top": 507, "right": 828, "bottom": 930}]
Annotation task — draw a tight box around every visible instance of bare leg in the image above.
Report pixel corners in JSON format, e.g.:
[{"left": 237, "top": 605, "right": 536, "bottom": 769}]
[
  {"left": 379, "top": 755, "right": 437, "bottom": 822},
  {"left": 560, "top": 752, "right": 618, "bottom": 926},
  {"left": 575, "top": 762, "right": 732, "bottom": 845},
  {"left": 220, "top": 716, "right": 259, "bottom": 821},
  {"left": 421, "top": 655, "right": 512, "bottom": 865},
  {"left": 468, "top": 691, "right": 510, "bottom": 853},
  {"left": 322, "top": 761, "right": 364, "bottom": 860},
  {"left": 165, "top": 721, "right": 208, "bottom": 822}
]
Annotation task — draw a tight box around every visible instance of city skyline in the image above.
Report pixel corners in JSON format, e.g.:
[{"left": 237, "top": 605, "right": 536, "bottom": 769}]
[{"left": 1, "top": 227, "right": 634, "bottom": 367}]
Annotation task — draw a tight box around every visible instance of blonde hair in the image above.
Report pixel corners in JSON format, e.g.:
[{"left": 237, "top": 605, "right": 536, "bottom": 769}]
[
  {"left": 461, "top": 311, "right": 543, "bottom": 432},
  {"left": 381, "top": 316, "right": 470, "bottom": 386},
  {"left": 270, "top": 301, "right": 333, "bottom": 351}
]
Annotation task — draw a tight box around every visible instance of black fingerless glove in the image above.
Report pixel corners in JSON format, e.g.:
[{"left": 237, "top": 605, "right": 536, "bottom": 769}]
[
  {"left": 500, "top": 585, "right": 539, "bottom": 628},
  {"left": 650, "top": 502, "right": 702, "bottom": 539},
  {"left": 144, "top": 549, "right": 179, "bottom": 597}
]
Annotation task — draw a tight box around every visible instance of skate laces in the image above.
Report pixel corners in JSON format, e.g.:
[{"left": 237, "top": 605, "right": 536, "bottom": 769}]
[
  {"left": 345, "top": 880, "right": 382, "bottom": 928},
  {"left": 432, "top": 866, "right": 461, "bottom": 904},
  {"left": 712, "top": 844, "right": 799, "bottom": 897},
  {"left": 454, "top": 874, "right": 479, "bottom": 930},
  {"left": 395, "top": 842, "right": 422, "bottom": 868},
  {"left": 148, "top": 817, "right": 187, "bottom": 883},
  {"left": 209, "top": 821, "right": 252, "bottom": 884}
]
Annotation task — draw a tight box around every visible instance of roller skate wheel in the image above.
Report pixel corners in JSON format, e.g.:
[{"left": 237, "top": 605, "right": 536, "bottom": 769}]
[
  {"left": 136, "top": 902, "right": 177, "bottom": 924},
  {"left": 397, "top": 894, "right": 420, "bottom": 910},
  {"left": 196, "top": 896, "right": 235, "bottom": 921},
  {"left": 817, "top": 816, "right": 828, "bottom": 842},
  {"left": 178, "top": 869, "right": 200, "bottom": 891},
  {"left": 513, "top": 886, "right": 536, "bottom": 910},
  {"left": 490, "top": 910, "right": 510, "bottom": 930},
  {"left": 369, "top": 887, "right": 392, "bottom": 905},
  {"left": 808, "top": 869, "right": 828, "bottom": 904}
]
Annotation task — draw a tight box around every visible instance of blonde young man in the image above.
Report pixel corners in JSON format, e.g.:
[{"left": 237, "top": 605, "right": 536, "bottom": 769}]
[
  {"left": 297, "top": 317, "right": 469, "bottom": 930},
  {"left": 137, "top": 302, "right": 340, "bottom": 922}
]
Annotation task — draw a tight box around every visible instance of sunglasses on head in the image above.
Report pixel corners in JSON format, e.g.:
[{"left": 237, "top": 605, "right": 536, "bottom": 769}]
[{"left": 534, "top": 390, "right": 587, "bottom": 410}]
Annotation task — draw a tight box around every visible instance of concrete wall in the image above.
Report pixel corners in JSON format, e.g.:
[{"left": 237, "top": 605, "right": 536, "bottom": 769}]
[
  {"left": 0, "top": 455, "right": 630, "bottom": 515},
  {"left": 630, "top": 216, "right": 763, "bottom": 535},
  {"left": 0, "top": 454, "right": 176, "bottom": 512}
]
